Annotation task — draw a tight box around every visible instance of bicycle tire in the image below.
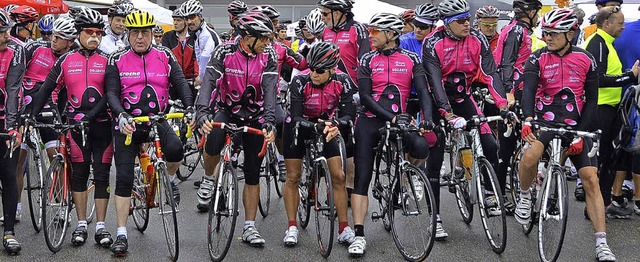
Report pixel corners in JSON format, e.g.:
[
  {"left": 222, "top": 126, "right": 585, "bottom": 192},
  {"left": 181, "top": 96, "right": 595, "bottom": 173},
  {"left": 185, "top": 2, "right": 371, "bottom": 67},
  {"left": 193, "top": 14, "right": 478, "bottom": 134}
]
[
  {"left": 177, "top": 132, "right": 202, "bottom": 181},
  {"left": 298, "top": 155, "right": 312, "bottom": 229},
  {"left": 269, "top": 145, "right": 284, "bottom": 198},
  {"left": 86, "top": 178, "right": 96, "bottom": 224},
  {"left": 42, "top": 156, "right": 70, "bottom": 253},
  {"left": 373, "top": 150, "right": 392, "bottom": 232},
  {"left": 208, "top": 163, "right": 239, "bottom": 262},
  {"left": 389, "top": 165, "right": 436, "bottom": 262},
  {"left": 131, "top": 165, "right": 150, "bottom": 232},
  {"left": 451, "top": 147, "right": 474, "bottom": 224},
  {"left": 508, "top": 145, "right": 523, "bottom": 208},
  {"left": 538, "top": 165, "right": 568, "bottom": 262},
  {"left": 157, "top": 163, "right": 180, "bottom": 261},
  {"left": 26, "top": 147, "right": 46, "bottom": 232},
  {"left": 258, "top": 150, "right": 272, "bottom": 218},
  {"left": 476, "top": 158, "right": 507, "bottom": 254},
  {"left": 314, "top": 160, "right": 335, "bottom": 258}
]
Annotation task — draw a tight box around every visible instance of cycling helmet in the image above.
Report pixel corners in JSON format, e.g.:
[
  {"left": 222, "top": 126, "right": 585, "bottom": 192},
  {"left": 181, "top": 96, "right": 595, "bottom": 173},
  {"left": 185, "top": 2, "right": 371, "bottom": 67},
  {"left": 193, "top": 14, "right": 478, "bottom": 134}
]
[
  {"left": 3, "top": 4, "right": 19, "bottom": 14},
  {"left": 228, "top": 0, "right": 248, "bottom": 16},
  {"left": 415, "top": 3, "right": 439, "bottom": 21},
  {"left": 235, "top": 11, "right": 274, "bottom": 37},
  {"left": 74, "top": 7, "right": 104, "bottom": 29},
  {"left": 438, "top": 0, "right": 470, "bottom": 18},
  {"left": 305, "top": 8, "right": 325, "bottom": 35},
  {"left": 295, "top": 22, "right": 302, "bottom": 36},
  {"left": 38, "top": 14, "right": 55, "bottom": 33},
  {"left": 153, "top": 24, "right": 164, "bottom": 34},
  {"left": 513, "top": 0, "right": 543, "bottom": 12},
  {"left": 476, "top": 5, "right": 500, "bottom": 18},
  {"left": 307, "top": 41, "right": 340, "bottom": 70},
  {"left": 250, "top": 5, "right": 280, "bottom": 20},
  {"left": 220, "top": 31, "right": 231, "bottom": 40},
  {"left": 10, "top": 5, "right": 39, "bottom": 25},
  {"left": 181, "top": 0, "right": 203, "bottom": 17},
  {"left": 317, "top": 0, "right": 353, "bottom": 12},
  {"left": 126, "top": 10, "right": 156, "bottom": 29},
  {"left": 595, "top": 0, "right": 623, "bottom": 6},
  {"left": 400, "top": 9, "right": 415, "bottom": 22},
  {"left": 52, "top": 16, "right": 78, "bottom": 39},
  {"left": 172, "top": 8, "right": 185, "bottom": 18},
  {"left": 108, "top": 3, "right": 135, "bottom": 18},
  {"left": 369, "top": 13, "right": 404, "bottom": 36},
  {"left": 540, "top": 8, "right": 577, "bottom": 32},
  {"left": 0, "top": 9, "right": 15, "bottom": 31}
]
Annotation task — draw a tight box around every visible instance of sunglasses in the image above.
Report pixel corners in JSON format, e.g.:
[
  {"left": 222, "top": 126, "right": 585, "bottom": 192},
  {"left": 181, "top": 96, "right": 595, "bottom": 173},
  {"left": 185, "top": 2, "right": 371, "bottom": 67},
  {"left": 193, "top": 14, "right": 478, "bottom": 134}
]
[
  {"left": 480, "top": 22, "right": 498, "bottom": 27},
  {"left": 541, "top": 30, "right": 564, "bottom": 38},
  {"left": 453, "top": 17, "right": 470, "bottom": 25},
  {"left": 321, "top": 11, "right": 331, "bottom": 17},
  {"left": 52, "top": 34, "right": 71, "bottom": 41},
  {"left": 368, "top": 27, "right": 388, "bottom": 36},
  {"left": 310, "top": 68, "right": 327, "bottom": 74},
  {"left": 82, "top": 28, "right": 104, "bottom": 36},
  {"left": 130, "top": 29, "right": 152, "bottom": 37},
  {"left": 416, "top": 25, "right": 435, "bottom": 30},
  {"left": 41, "top": 31, "right": 53, "bottom": 36}
]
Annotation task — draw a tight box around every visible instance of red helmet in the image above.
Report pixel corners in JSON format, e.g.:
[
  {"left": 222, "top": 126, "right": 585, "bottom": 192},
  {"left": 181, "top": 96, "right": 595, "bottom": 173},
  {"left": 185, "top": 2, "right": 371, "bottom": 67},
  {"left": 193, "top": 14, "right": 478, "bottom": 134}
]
[
  {"left": 401, "top": 9, "right": 415, "bottom": 22},
  {"left": 10, "top": 5, "right": 39, "bottom": 25}
]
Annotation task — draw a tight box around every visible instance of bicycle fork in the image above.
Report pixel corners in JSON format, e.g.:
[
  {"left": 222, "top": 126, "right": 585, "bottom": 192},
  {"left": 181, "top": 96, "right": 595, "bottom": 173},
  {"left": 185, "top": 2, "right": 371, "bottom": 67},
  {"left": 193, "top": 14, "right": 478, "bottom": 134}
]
[{"left": 537, "top": 138, "right": 564, "bottom": 221}]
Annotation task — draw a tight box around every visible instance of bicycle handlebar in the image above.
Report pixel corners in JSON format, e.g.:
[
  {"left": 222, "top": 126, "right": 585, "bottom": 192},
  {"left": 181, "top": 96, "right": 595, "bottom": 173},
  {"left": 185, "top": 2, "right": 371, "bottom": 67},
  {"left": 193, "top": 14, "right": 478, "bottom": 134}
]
[
  {"left": 209, "top": 122, "right": 268, "bottom": 158},
  {"left": 536, "top": 126, "right": 601, "bottom": 158},
  {"left": 0, "top": 132, "right": 17, "bottom": 159},
  {"left": 124, "top": 113, "right": 192, "bottom": 145}
]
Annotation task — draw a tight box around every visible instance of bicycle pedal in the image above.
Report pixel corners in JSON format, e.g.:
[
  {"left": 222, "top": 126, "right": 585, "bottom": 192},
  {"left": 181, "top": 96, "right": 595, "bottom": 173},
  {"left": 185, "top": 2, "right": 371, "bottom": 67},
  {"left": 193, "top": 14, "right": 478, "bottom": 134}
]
[{"left": 371, "top": 212, "right": 382, "bottom": 221}]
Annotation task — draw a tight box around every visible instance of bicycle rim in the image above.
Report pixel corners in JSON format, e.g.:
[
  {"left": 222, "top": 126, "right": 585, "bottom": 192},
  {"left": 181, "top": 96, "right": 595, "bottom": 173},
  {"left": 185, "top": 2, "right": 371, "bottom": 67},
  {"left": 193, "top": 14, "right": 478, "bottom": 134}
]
[
  {"left": 298, "top": 157, "right": 312, "bottom": 229},
  {"left": 272, "top": 159, "right": 284, "bottom": 198},
  {"left": 27, "top": 148, "right": 45, "bottom": 232},
  {"left": 476, "top": 158, "right": 507, "bottom": 254},
  {"left": 258, "top": 156, "right": 272, "bottom": 218},
  {"left": 208, "top": 164, "right": 238, "bottom": 262},
  {"left": 389, "top": 166, "right": 436, "bottom": 261},
  {"left": 157, "top": 164, "right": 179, "bottom": 261},
  {"left": 86, "top": 178, "right": 96, "bottom": 224},
  {"left": 42, "top": 157, "right": 68, "bottom": 253},
  {"left": 452, "top": 149, "right": 474, "bottom": 224},
  {"left": 178, "top": 134, "right": 202, "bottom": 181},
  {"left": 314, "top": 162, "right": 335, "bottom": 258},
  {"left": 508, "top": 145, "right": 523, "bottom": 207},
  {"left": 523, "top": 185, "right": 537, "bottom": 236},
  {"left": 374, "top": 155, "right": 392, "bottom": 232},
  {"left": 538, "top": 166, "right": 568, "bottom": 262},
  {"left": 131, "top": 165, "right": 150, "bottom": 232}
]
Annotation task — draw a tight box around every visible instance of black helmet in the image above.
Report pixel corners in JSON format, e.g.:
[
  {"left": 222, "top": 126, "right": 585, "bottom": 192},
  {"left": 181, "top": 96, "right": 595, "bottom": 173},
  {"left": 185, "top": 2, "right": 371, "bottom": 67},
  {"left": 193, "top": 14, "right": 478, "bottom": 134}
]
[
  {"left": 307, "top": 41, "right": 340, "bottom": 70},
  {"left": 513, "top": 0, "right": 543, "bottom": 13}
]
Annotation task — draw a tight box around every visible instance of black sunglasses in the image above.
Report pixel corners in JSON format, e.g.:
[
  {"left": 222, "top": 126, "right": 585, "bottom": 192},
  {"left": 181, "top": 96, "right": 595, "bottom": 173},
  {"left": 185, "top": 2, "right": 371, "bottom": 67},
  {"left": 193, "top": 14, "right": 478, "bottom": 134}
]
[{"left": 310, "top": 68, "right": 327, "bottom": 74}]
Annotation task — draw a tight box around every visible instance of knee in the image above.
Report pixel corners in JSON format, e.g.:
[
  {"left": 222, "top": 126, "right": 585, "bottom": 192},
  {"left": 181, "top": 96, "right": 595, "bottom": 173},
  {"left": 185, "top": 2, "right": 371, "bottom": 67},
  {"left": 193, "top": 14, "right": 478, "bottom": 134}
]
[
  {"left": 285, "top": 170, "right": 301, "bottom": 186},
  {"left": 164, "top": 141, "right": 183, "bottom": 163},
  {"left": 245, "top": 173, "right": 259, "bottom": 185},
  {"left": 71, "top": 162, "right": 90, "bottom": 192},
  {"left": 204, "top": 131, "right": 224, "bottom": 156},
  {"left": 331, "top": 170, "right": 346, "bottom": 187},
  {"left": 580, "top": 169, "right": 600, "bottom": 191},
  {"left": 115, "top": 165, "right": 134, "bottom": 197},
  {"left": 409, "top": 140, "right": 430, "bottom": 160}
]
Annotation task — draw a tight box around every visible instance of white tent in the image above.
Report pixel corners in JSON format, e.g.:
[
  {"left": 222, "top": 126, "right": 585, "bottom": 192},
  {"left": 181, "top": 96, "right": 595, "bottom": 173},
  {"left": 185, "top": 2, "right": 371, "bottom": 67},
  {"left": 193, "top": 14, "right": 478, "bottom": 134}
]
[{"left": 352, "top": 0, "right": 406, "bottom": 24}]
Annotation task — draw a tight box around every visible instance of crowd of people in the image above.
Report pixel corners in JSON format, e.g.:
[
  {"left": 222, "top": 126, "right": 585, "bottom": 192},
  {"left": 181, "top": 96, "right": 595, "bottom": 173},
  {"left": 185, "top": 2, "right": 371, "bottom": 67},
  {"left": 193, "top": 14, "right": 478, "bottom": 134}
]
[{"left": 0, "top": 0, "right": 638, "bottom": 261}]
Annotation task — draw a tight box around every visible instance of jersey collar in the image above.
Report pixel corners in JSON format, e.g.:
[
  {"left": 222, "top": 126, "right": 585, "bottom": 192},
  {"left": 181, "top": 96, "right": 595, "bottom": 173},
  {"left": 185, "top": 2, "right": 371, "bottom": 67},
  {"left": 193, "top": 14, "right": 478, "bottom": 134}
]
[{"left": 596, "top": 29, "right": 615, "bottom": 44}]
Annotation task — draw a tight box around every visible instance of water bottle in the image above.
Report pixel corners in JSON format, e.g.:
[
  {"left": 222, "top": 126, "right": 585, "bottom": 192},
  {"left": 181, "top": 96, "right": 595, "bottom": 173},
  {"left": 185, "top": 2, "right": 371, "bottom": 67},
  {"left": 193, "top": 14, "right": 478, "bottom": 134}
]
[
  {"left": 536, "top": 162, "right": 547, "bottom": 191},
  {"left": 461, "top": 148, "right": 473, "bottom": 180}
]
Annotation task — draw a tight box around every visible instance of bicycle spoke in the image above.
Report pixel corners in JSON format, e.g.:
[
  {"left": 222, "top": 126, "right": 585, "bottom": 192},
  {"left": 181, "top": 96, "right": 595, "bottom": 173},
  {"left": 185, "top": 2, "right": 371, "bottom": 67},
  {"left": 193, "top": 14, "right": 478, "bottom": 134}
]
[
  {"left": 314, "top": 163, "right": 334, "bottom": 258},
  {"left": 538, "top": 167, "right": 568, "bottom": 262}
]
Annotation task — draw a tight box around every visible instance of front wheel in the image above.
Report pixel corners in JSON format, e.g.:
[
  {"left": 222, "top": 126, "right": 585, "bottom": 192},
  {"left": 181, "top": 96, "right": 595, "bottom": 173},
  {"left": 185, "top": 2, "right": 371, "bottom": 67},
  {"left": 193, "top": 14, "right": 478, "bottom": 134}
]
[
  {"left": 208, "top": 163, "right": 239, "bottom": 262},
  {"left": 177, "top": 131, "right": 202, "bottom": 181},
  {"left": 298, "top": 156, "right": 312, "bottom": 229},
  {"left": 131, "top": 164, "right": 150, "bottom": 232},
  {"left": 314, "top": 160, "right": 335, "bottom": 258},
  {"left": 42, "top": 157, "right": 70, "bottom": 253},
  {"left": 157, "top": 163, "right": 180, "bottom": 261},
  {"left": 476, "top": 158, "right": 507, "bottom": 254},
  {"left": 258, "top": 150, "right": 272, "bottom": 218},
  {"left": 26, "top": 147, "right": 46, "bottom": 233},
  {"left": 451, "top": 147, "right": 474, "bottom": 224},
  {"left": 538, "top": 166, "right": 568, "bottom": 262}
]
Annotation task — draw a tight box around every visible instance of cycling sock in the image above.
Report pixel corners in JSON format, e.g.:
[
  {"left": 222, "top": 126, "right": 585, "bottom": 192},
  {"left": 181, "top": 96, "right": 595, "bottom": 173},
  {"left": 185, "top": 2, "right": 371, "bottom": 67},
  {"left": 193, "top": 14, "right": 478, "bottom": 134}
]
[
  {"left": 16, "top": 203, "right": 21, "bottom": 212},
  {"left": 77, "top": 220, "right": 87, "bottom": 229},
  {"left": 288, "top": 220, "right": 297, "bottom": 228},
  {"left": 277, "top": 154, "right": 284, "bottom": 162},
  {"left": 520, "top": 190, "right": 531, "bottom": 200},
  {"left": 96, "top": 222, "right": 105, "bottom": 231},
  {"left": 595, "top": 232, "right": 607, "bottom": 247},
  {"left": 576, "top": 178, "right": 582, "bottom": 186},
  {"left": 612, "top": 195, "right": 625, "bottom": 205},
  {"left": 244, "top": 221, "right": 255, "bottom": 230},
  {"left": 339, "top": 221, "right": 349, "bottom": 234},
  {"left": 436, "top": 214, "right": 442, "bottom": 223},
  {"left": 354, "top": 224, "right": 364, "bottom": 237},
  {"left": 117, "top": 227, "right": 127, "bottom": 238},
  {"left": 169, "top": 174, "right": 176, "bottom": 183}
]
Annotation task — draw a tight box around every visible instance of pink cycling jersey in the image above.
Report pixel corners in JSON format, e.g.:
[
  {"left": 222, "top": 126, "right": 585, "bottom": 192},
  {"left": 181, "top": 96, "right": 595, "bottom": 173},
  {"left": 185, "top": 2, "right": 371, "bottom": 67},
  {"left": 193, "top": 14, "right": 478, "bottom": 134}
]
[
  {"left": 23, "top": 41, "right": 62, "bottom": 109},
  {"left": 0, "top": 39, "right": 25, "bottom": 130},
  {"left": 289, "top": 69, "right": 355, "bottom": 121},
  {"left": 423, "top": 26, "right": 507, "bottom": 114},
  {"left": 322, "top": 20, "right": 370, "bottom": 84},
  {"left": 196, "top": 42, "right": 278, "bottom": 125},
  {"left": 493, "top": 19, "right": 532, "bottom": 93}
]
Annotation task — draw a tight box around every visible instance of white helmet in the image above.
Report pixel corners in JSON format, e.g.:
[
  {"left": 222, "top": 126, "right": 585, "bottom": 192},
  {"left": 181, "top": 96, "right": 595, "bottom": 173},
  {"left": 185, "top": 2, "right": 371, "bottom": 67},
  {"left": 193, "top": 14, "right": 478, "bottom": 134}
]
[
  {"left": 369, "top": 13, "right": 404, "bottom": 36},
  {"left": 53, "top": 16, "right": 78, "bottom": 39},
  {"left": 180, "top": 0, "right": 203, "bottom": 16},
  {"left": 305, "top": 8, "right": 325, "bottom": 35},
  {"left": 541, "top": 8, "right": 578, "bottom": 32},
  {"left": 438, "top": 0, "right": 470, "bottom": 18}
]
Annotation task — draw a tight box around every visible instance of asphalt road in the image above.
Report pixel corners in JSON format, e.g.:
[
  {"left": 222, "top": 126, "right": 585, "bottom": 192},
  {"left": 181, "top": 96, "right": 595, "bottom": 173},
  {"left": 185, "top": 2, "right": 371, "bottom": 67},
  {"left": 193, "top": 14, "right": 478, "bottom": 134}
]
[{"left": 2, "top": 166, "right": 640, "bottom": 262}]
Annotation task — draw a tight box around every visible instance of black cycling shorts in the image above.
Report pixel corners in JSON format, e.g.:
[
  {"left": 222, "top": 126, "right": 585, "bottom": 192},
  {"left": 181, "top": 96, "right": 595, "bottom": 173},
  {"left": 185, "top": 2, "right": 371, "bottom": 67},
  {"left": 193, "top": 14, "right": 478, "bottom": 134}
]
[{"left": 282, "top": 122, "right": 341, "bottom": 160}]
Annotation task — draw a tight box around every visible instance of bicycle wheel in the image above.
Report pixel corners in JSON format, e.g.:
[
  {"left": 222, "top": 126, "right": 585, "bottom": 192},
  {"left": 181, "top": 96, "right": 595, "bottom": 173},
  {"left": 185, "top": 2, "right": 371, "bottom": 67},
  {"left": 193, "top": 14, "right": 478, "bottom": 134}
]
[
  {"left": 451, "top": 147, "right": 474, "bottom": 224},
  {"left": 26, "top": 147, "right": 46, "bottom": 232},
  {"left": 42, "top": 156, "right": 70, "bottom": 253},
  {"left": 314, "top": 161, "right": 335, "bottom": 258},
  {"left": 131, "top": 165, "right": 150, "bottom": 232},
  {"left": 208, "top": 163, "right": 239, "bottom": 262},
  {"left": 270, "top": 145, "right": 284, "bottom": 198},
  {"left": 476, "top": 158, "right": 507, "bottom": 254},
  {"left": 177, "top": 132, "right": 202, "bottom": 181},
  {"left": 298, "top": 156, "right": 312, "bottom": 229},
  {"left": 508, "top": 145, "right": 523, "bottom": 207},
  {"left": 389, "top": 165, "right": 436, "bottom": 262},
  {"left": 157, "top": 163, "right": 180, "bottom": 261},
  {"left": 372, "top": 152, "right": 392, "bottom": 232},
  {"left": 86, "top": 178, "right": 96, "bottom": 224},
  {"left": 538, "top": 166, "right": 568, "bottom": 262},
  {"left": 522, "top": 184, "right": 537, "bottom": 236},
  {"left": 258, "top": 151, "right": 272, "bottom": 218}
]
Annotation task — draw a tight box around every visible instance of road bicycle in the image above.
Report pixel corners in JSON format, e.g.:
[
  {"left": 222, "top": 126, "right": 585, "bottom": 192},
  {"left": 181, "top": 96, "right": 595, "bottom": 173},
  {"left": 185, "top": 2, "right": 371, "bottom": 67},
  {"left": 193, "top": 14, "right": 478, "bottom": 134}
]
[{"left": 168, "top": 100, "right": 203, "bottom": 181}]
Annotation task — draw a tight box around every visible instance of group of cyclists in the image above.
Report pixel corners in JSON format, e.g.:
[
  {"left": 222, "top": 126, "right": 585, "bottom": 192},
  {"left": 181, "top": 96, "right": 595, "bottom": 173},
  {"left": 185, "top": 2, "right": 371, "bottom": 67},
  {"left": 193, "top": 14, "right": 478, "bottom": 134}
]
[{"left": 0, "top": 0, "right": 636, "bottom": 261}]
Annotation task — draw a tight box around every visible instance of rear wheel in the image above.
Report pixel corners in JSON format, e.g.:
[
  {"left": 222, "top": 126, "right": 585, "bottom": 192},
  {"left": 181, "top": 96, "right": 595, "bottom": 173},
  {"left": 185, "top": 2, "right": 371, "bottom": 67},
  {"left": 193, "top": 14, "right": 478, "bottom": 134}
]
[
  {"left": 131, "top": 165, "right": 149, "bottom": 232},
  {"left": 42, "top": 157, "right": 70, "bottom": 253},
  {"left": 258, "top": 151, "right": 272, "bottom": 218},
  {"left": 538, "top": 166, "right": 568, "bottom": 262},
  {"left": 208, "top": 163, "right": 238, "bottom": 262},
  {"left": 313, "top": 161, "right": 335, "bottom": 258},
  {"left": 451, "top": 147, "right": 474, "bottom": 224},
  {"left": 177, "top": 131, "right": 202, "bottom": 181},
  {"left": 476, "top": 158, "right": 507, "bottom": 254},
  {"left": 26, "top": 146, "right": 46, "bottom": 232},
  {"left": 298, "top": 156, "right": 312, "bottom": 229}
]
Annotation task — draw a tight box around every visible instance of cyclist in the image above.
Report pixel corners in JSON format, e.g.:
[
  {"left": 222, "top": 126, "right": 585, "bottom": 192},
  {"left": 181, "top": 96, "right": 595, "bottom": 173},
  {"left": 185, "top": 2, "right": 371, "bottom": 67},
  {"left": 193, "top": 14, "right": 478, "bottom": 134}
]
[
  {"left": 153, "top": 25, "right": 163, "bottom": 44},
  {"left": 9, "top": 5, "right": 38, "bottom": 46},
  {"left": 399, "top": 3, "right": 439, "bottom": 56},
  {"left": 276, "top": 24, "right": 291, "bottom": 47},
  {"left": 282, "top": 41, "right": 356, "bottom": 247},
  {"left": 181, "top": 0, "right": 220, "bottom": 81},
  {"left": 400, "top": 9, "right": 415, "bottom": 35},
  {"left": 105, "top": 10, "right": 194, "bottom": 256},
  {"left": 37, "top": 14, "right": 54, "bottom": 42},
  {"left": 162, "top": 8, "right": 199, "bottom": 97},
  {"left": 227, "top": 0, "right": 248, "bottom": 40},
  {"left": 349, "top": 13, "right": 442, "bottom": 257},
  {"left": 30, "top": 9, "right": 115, "bottom": 247},
  {"left": 583, "top": 0, "right": 623, "bottom": 41},
  {"left": 493, "top": 0, "right": 542, "bottom": 214},
  {"left": 422, "top": 0, "right": 510, "bottom": 240},
  {"left": 516, "top": 8, "right": 616, "bottom": 262},
  {"left": 196, "top": 11, "right": 277, "bottom": 247},
  {"left": 475, "top": 5, "right": 501, "bottom": 52},
  {"left": 99, "top": 2, "right": 134, "bottom": 54},
  {"left": 0, "top": 8, "right": 24, "bottom": 255},
  {"left": 296, "top": 8, "right": 324, "bottom": 58}
]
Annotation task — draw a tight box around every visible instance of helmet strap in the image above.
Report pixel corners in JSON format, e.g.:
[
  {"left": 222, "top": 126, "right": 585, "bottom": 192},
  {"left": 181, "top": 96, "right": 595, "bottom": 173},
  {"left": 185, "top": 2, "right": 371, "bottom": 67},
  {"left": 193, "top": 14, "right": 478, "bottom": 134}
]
[
  {"left": 330, "top": 10, "right": 346, "bottom": 30},
  {"left": 550, "top": 32, "right": 572, "bottom": 55}
]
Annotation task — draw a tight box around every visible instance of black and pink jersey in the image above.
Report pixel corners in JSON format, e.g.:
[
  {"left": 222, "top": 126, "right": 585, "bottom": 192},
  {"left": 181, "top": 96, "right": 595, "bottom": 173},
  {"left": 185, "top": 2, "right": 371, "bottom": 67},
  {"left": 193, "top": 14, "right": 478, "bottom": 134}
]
[
  {"left": 493, "top": 19, "right": 532, "bottom": 93},
  {"left": 522, "top": 46, "right": 598, "bottom": 131},
  {"left": 0, "top": 39, "right": 25, "bottom": 131},
  {"left": 23, "top": 41, "right": 63, "bottom": 109},
  {"left": 322, "top": 20, "right": 370, "bottom": 85},
  {"left": 423, "top": 26, "right": 507, "bottom": 114},
  {"left": 289, "top": 69, "right": 355, "bottom": 124}
]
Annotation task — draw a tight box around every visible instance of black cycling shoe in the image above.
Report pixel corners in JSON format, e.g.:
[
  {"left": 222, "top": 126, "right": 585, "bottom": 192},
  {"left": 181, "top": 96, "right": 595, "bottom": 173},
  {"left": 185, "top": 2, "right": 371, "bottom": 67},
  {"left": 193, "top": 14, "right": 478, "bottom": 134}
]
[
  {"left": 95, "top": 228, "right": 113, "bottom": 247},
  {"left": 575, "top": 185, "right": 585, "bottom": 202},
  {"left": 504, "top": 198, "right": 516, "bottom": 216},
  {"left": 111, "top": 235, "right": 128, "bottom": 257},
  {"left": 71, "top": 226, "right": 88, "bottom": 246},
  {"left": 3, "top": 235, "right": 21, "bottom": 255},
  {"left": 170, "top": 181, "right": 181, "bottom": 206}
]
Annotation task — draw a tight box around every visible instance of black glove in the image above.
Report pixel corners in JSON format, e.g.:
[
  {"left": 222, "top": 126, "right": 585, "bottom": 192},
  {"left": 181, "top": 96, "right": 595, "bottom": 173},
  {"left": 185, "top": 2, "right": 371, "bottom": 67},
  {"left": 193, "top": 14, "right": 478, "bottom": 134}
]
[
  {"left": 262, "top": 123, "right": 275, "bottom": 134},
  {"left": 500, "top": 109, "right": 516, "bottom": 122},
  {"left": 560, "top": 132, "right": 576, "bottom": 148},
  {"left": 185, "top": 106, "right": 195, "bottom": 118},
  {"left": 394, "top": 113, "right": 412, "bottom": 126},
  {"left": 419, "top": 120, "right": 435, "bottom": 131}
]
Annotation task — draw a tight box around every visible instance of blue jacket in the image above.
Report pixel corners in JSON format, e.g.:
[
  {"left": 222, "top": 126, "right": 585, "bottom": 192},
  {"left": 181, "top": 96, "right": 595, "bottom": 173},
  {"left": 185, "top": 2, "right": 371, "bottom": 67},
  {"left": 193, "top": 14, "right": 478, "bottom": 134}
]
[
  {"left": 399, "top": 32, "right": 422, "bottom": 57},
  {"left": 613, "top": 20, "right": 640, "bottom": 91}
]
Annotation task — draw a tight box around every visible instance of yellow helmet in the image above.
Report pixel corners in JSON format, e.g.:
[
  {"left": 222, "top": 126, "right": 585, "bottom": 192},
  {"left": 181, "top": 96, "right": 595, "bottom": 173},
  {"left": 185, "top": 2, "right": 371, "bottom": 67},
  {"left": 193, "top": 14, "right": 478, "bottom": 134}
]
[{"left": 125, "top": 10, "right": 156, "bottom": 29}]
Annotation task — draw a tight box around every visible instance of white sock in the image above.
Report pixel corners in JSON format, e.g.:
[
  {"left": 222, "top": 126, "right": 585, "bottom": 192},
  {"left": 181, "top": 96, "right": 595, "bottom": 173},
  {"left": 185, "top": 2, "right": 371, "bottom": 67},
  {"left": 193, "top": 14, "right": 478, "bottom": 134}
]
[
  {"left": 16, "top": 203, "right": 21, "bottom": 212},
  {"left": 436, "top": 214, "right": 442, "bottom": 223},
  {"left": 520, "top": 190, "right": 531, "bottom": 200},
  {"left": 244, "top": 220, "right": 255, "bottom": 230},
  {"left": 277, "top": 154, "right": 284, "bottom": 162},
  {"left": 169, "top": 174, "right": 176, "bottom": 183},
  {"left": 595, "top": 232, "right": 607, "bottom": 247},
  {"left": 117, "top": 227, "right": 127, "bottom": 238},
  {"left": 96, "top": 221, "right": 105, "bottom": 231},
  {"left": 77, "top": 220, "right": 87, "bottom": 229}
]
